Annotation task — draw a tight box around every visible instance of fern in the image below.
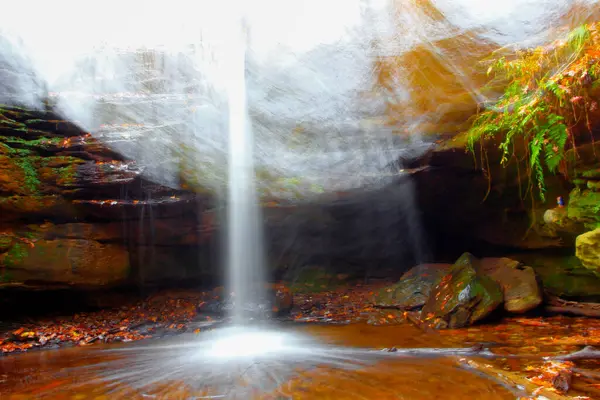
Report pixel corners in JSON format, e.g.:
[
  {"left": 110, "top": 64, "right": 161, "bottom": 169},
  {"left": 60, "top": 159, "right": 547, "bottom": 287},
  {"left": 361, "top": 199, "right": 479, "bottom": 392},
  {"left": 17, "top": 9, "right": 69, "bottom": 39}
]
[
  {"left": 467, "top": 22, "right": 599, "bottom": 202},
  {"left": 530, "top": 128, "right": 546, "bottom": 202},
  {"left": 568, "top": 25, "right": 591, "bottom": 53},
  {"left": 543, "top": 114, "right": 568, "bottom": 173}
]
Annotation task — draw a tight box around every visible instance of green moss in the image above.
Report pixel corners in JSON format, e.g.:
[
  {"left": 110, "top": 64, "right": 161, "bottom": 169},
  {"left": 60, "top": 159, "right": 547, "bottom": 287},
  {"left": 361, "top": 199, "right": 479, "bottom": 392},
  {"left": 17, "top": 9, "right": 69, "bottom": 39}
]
[
  {"left": 422, "top": 253, "right": 503, "bottom": 328},
  {"left": 0, "top": 235, "right": 13, "bottom": 252},
  {"left": 41, "top": 156, "right": 85, "bottom": 168},
  {"left": 289, "top": 266, "right": 349, "bottom": 293},
  {"left": 40, "top": 159, "right": 81, "bottom": 186},
  {"left": 0, "top": 143, "right": 12, "bottom": 154},
  {"left": 520, "top": 254, "right": 600, "bottom": 298},
  {"left": 0, "top": 118, "right": 26, "bottom": 130},
  {"left": 0, "top": 141, "right": 35, "bottom": 156},
  {"left": 0, "top": 135, "right": 63, "bottom": 150},
  {"left": 21, "top": 231, "right": 38, "bottom": 240},
  {"left": 12, "top": 148, "right": 33, "bottom": 156},
  {"left": 581, "top": 168, "right": 600, "bottom": 179},
  {"left": 3, "top": 242, "right": 27, "bottom": 268},
  {"left": 24, "top": 119, "right": 46, "bottom": 124},
  {"left": 0, "top": 271, "right": 14, "bottom": 282},
  {"left": 587, "top": 181, "right": 600, "bottom": 191},
  {"left": 0, "top": 104, "right": 29, "bottom": 114},
  {"left": 56, "top": 164, "right": 78, "bottom": 186},
  {"left": 568, "top": 188, "right": 600, "bottom": 229},
  {"left": 13, "top": 157, "right": 40, "bottom": 194}
]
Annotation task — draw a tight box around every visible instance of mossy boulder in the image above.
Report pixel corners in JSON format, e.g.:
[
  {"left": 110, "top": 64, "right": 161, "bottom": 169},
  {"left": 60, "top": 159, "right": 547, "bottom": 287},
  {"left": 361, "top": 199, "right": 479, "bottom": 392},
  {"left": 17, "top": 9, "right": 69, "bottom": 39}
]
[
  {"left": 578, "top": 167, "right": 600, "bottom": 180},
  {"left": 568, "top": 188, "right": 600, "bottom": 230},
  {"left": 518, "top": 254, "right": 600, "bottom": 299},
  {"left": 480, "top": 257, "right": 542, "bottom": 313},
  {"left": 0, "top": 238, "right": 130, "bottom": 287},
  {"left": 542, "top": 207, "right": 585, "bottom": 237},
  {"left": 587, "top": 180, "right": 600, "bottom": 191},
  {"left": 576, "top": 228, "right": 600, "bottom": 273},
  {"left": 373, "top": 263, "right": 451, "bottom": 309},
  {"left": 421, "top": 253, "right": 503, "bottom": 329}
]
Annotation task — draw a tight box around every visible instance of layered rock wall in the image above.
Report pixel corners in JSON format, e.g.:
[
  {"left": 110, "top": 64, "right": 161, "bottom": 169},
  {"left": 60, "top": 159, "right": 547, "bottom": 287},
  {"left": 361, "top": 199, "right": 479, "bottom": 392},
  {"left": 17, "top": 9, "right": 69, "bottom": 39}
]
[{"left": 0, "top": 106, "right": 217, "bottom": 290}]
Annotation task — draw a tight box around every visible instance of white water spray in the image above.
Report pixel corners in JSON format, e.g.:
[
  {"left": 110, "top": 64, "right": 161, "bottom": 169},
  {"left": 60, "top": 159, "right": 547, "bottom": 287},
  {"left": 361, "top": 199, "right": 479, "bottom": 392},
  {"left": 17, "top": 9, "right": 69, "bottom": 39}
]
[{"left": 224, "top": 16, "right": 266, "bottom": 323}]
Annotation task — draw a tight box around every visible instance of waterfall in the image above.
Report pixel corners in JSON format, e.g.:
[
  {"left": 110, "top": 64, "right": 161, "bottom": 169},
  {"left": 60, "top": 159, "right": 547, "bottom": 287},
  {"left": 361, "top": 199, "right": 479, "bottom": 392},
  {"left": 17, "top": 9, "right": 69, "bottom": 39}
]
[{"left": 224, "top": 16, "right": 266, "bottom": 323}]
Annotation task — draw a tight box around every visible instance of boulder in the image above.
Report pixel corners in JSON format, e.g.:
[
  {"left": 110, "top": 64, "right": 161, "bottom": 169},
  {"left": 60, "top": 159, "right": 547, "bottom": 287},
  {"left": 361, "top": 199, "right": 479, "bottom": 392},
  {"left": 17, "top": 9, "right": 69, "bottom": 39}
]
[
  {"left": 576, "top": 229, "right": 600, "bottom": 273},
  {"left": 516, "top": 254, "right": 600, "bottom": 299},
  {"left": 0, "top": 238, "right": 130, "bottom": 287},
  {"left": 567, "top": 189, "right": 600, "bottom": 230},
  {"left": 421, "top": 253, "right": 503, "bottom": 329},
  {"left": 580, "top": 168, "right": 600, "bottom": 180},
  {"left": 480, "top": 257, "right": 542, "bottom": 313},
  {"left": 588, "top": 180, "right": 600, "bottom": 191},
  {"left": 542, "top": 207, "right": 585, "bottom": 237},
  {"left": 373, "top": 263, "right": 451, "bottom": 309}
]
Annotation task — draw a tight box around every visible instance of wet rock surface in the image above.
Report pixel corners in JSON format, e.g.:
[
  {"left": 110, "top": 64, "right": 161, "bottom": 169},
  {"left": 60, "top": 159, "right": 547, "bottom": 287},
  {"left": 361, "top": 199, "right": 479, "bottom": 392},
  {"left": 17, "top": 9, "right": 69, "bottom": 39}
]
[
  {"left": 520, "top": 254, "right": 600, "bottom": 299},
  {"left": 568, "top": 189, "right": 600, "bottom": 230},
  {"left": 576, "top": 228, "right": 600, "bottom": 273},
  {"left": 0, "top": 105, "right": 217, "bottom": 289},
  {"left": 0, "top": 238, "right": 130, "bottom": 286},
  {"left": 421, "top": 253, "right": 503, "bottom": 329},
  {"left": 480, "top": 257, "right": 542, "bottom": 314},
  {"left": 373, "top": 263, "right": 451, "bottom": 310},
  {"left": 0, "top": 105, "right": 432, "bottom": 294}
]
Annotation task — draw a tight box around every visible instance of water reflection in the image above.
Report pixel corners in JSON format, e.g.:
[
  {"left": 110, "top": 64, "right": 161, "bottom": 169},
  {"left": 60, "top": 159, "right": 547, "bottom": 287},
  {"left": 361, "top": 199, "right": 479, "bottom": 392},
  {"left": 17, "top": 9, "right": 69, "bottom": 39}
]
[{"left": 0, "top": 324, "right": 512, "bottom": 399}]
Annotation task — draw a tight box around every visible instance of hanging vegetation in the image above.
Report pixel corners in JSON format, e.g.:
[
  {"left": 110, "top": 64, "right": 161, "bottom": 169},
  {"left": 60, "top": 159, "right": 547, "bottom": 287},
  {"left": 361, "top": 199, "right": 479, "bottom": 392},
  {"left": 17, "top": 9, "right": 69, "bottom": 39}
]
[{"left": 467, "top": 23, "right": 600, "bottom": 202}]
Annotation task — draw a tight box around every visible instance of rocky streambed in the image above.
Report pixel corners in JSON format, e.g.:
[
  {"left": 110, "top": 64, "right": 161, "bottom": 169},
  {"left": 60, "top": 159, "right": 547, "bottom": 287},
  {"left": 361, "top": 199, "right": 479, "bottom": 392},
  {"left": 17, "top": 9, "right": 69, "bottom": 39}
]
[
  {"left": 1, "top": 266, "right": 600, "bottom": 398},
  {"left": 1, "top": 300, "right": 600, "bottom": 398}
]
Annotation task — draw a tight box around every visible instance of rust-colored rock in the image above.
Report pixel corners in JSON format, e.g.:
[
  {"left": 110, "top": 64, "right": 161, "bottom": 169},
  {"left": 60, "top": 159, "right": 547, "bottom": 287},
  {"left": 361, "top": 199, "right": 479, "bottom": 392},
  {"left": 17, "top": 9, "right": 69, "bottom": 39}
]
[
  {"left": 576, "top": 228, "right": 600, "bottom": 273},
  {"left": 421, "top": 253, "right": 503, "bottom": 329},
  {"left": 0, "top": 238, "right": 130, "bottom": 287},
  {"left": 480, "top": 257, "right": 542, "bottom": 314},
  {"left": 373, "top": 263, "right": 452, "bottom": 310}
]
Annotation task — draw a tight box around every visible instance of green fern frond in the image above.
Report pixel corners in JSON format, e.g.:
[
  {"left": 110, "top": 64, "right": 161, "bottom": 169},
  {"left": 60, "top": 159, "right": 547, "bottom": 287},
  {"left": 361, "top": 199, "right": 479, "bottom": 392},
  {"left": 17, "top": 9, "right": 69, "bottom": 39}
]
[
  {"left": 567, "top": 25, "right": 591, "bottom": 53},
  {"left": 467, "top": 23, "right": 599, "bottom": 204},
  {"left": 543, "top": 115, "right": 567, "bottom": 172},
  {"left": 529, "top": 128, "right": 546, "bottom": 202}
]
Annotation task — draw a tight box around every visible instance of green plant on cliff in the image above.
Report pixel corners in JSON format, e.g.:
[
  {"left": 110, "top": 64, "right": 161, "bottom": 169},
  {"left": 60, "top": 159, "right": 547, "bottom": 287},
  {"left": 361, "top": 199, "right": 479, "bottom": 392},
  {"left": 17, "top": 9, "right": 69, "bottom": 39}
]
[
  {"left": 13, "top": 157, "right": 40, "bottom": 194},
  {"left": 0, "top": 241, "right": 26, "bottom": 282},
  {"left": 467, "top": 23, "right": 600, "bottom": 202}
]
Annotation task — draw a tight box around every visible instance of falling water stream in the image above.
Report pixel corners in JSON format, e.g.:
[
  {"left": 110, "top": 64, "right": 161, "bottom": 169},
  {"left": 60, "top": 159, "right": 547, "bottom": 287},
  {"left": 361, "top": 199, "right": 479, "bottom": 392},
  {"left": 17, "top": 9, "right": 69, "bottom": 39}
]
[{"left": 225, "top": 17, "right": 266, "bottom": 324}]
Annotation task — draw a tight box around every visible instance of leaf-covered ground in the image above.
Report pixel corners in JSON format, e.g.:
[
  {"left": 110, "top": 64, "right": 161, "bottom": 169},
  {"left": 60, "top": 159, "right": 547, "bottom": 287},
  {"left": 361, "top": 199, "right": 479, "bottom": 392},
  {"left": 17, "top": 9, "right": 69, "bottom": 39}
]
[
  {"left": 0, "top": 283, "right": 394, "bottom": 355},
  {"left": 3, "top": 282, "right": 600, "bottom": 355},
  {"left": 2, "top": 283, "right": 600, "bottom": 398}
]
